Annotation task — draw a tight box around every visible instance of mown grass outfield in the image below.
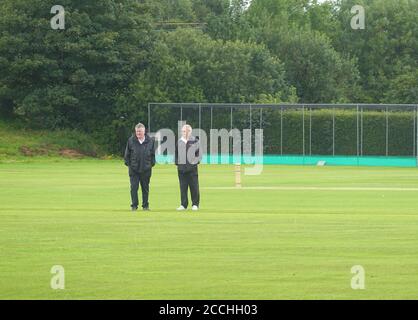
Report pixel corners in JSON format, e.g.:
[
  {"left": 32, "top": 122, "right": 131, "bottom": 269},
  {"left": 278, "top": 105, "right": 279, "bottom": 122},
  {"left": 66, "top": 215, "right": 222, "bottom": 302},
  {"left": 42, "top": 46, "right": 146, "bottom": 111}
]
[{"left": 1, "top": 160, "right": 418, "bottom": 299}]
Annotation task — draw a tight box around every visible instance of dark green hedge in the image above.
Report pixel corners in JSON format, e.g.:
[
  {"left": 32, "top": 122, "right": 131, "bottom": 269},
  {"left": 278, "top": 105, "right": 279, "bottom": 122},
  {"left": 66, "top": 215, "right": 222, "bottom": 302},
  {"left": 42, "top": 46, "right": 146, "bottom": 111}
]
[
  {"left": 261, "top": 109, "right": 416, "bottom": 156},
  {"left": 150, "top": 107, "right": 417, "bottom": 157}
]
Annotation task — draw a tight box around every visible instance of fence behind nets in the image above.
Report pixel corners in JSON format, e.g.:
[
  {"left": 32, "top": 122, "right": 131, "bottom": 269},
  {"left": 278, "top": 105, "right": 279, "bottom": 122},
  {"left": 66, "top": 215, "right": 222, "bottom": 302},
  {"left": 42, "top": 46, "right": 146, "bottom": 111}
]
[{"left": 148, "top": 103, "right": 418, "bottom": 167}]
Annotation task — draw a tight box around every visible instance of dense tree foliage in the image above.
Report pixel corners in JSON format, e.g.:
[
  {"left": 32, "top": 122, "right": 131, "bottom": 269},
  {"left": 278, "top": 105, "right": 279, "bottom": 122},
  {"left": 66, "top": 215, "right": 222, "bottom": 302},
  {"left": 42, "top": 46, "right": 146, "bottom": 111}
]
[
  {"left": 321, "top": 0, "right": 418, "bottom": 103},
  {"left": 0, "top": 0, "right": 154, "bottom": 130},
  {"left": 0, "top": 0, "right": 417, "bottom": 153}
]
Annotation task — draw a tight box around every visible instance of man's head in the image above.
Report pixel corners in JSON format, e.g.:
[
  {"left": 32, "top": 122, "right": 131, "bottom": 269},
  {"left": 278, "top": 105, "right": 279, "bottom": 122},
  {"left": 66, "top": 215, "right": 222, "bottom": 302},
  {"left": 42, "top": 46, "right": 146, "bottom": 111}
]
[
  {"left": 181, "top": 124, "right": 192, "bottom": 140},
  {"left": 135, "top": 123, "right": 146, "bottom": 140}
]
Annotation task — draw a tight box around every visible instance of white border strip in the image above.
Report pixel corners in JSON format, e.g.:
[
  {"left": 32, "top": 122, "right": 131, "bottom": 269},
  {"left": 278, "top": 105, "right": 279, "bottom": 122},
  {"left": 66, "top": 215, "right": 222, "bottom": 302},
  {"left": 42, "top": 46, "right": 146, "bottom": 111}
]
[{"left": 203, "top": 186, "right": 418, "bottom": 191}]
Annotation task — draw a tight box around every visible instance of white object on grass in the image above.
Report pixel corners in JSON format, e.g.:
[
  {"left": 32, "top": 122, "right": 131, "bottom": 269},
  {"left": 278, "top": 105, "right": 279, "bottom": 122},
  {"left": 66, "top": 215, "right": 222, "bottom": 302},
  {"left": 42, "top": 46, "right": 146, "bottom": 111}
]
[{"left": 235, "top": 163, "right": 242, "bottom": 188}]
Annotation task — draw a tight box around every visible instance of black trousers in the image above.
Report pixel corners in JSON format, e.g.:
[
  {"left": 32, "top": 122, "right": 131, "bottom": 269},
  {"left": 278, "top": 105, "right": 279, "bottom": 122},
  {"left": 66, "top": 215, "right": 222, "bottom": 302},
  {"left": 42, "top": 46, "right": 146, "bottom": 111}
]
[
  {"left": 129, "top": 169, "right": 152, "bottom": 208},
  {"left": 178, "top": 167, "right": 200, "bottom": 208}
]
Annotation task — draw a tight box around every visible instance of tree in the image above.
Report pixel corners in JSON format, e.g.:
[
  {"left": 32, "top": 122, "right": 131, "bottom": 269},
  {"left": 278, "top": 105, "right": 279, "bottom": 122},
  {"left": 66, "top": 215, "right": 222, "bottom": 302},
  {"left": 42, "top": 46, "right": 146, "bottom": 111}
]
[
  {"left": 0, "top": 0, "right": 155, "bottom": 131},
  {"left": 241, "top": 0, "right": 361, "bottom": 102},
  {"left": 115, "top": 28, "right": 295, "bottom": 130},
  {"left": 383, "top": 67, "right": 418, "bottom": 104},
  {"left": 152, "top": 0, "right": 196, "bottom": 23},
  {"left": 330, "top": 0, "right": 418, "bottom": 102}
]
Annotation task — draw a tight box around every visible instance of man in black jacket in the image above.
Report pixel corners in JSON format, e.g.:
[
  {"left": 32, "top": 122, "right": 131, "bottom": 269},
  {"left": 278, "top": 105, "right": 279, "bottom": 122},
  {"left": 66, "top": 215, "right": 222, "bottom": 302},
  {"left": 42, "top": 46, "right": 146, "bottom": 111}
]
[
  {"left": 124, "top": 123, "right": 156, "bottom": 211},
  {"left": 175, "top": 124, "right": 201, "bottom": 211}
]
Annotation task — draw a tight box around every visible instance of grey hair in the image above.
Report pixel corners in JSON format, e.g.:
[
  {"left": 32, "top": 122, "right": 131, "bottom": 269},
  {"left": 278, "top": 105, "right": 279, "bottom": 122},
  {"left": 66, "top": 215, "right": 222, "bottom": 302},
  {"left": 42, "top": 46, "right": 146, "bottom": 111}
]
[{"left": 135, "top": 123, "right": 145, "bottom": 130}]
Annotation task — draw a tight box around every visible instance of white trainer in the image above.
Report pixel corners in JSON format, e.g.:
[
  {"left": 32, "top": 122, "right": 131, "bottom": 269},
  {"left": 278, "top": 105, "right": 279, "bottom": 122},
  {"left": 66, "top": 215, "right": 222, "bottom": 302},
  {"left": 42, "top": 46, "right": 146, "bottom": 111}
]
[
  {"left": 176, "top": 205, "right": 186, "bottom": 211},
  {"left": 192, "top": 205, "right": 199, "bottom": 211}
]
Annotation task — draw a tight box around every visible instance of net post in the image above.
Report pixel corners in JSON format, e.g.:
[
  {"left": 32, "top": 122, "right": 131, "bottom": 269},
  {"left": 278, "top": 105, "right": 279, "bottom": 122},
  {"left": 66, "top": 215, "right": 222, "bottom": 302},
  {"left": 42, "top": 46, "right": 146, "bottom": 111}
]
[
  {"left": 416, "top": 105, "right": 418, "bottom": 167},
  {"left": 361, "top": 106, "right": 363, "bottom": 156},
  {"left": 210, "top": 106, "right": 213, "bottom": 130},
  {"left": 249, "top": 104, "right": 252, "bottom": 164},
  {"left": 413, "top": 107, "right": 416, "bottom": 158},
  {"left": 309, "top": 107, "right": 312, "bottom": 156},
  {"left": 280, "top": 107, "right": 283, "bottom": 156},
  {"left": 230, "top": 106, "right": 233, "bottom": 157},
  {"left": 386, "top": 106, "right": 389, "bottom": 157},
  {"left": 199, "top": 103, "right": 202, "bottom": 129},
  {"left": 260, "top": 108, "right": 263, "bottom": 164},
  {"left": 249, "top": 104, "right": 252, "bottom": 132},
  {"left": 230, "top": 107, "right": 233, "bottom": 130},
  {"left": 332, "top": 107, "right": 336, "bottom": 156},
  {"left": 302, "top": 105, "right": 305, "bottom": 164},
  {"left": 356, "top": 105, "right": 359, "bottom": 166}
]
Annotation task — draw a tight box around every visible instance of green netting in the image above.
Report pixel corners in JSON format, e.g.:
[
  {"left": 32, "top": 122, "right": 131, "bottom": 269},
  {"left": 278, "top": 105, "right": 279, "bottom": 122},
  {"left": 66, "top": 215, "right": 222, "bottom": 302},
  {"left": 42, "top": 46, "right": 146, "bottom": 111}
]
[
  {"left": 156, "top": 154, "right": 417, "bottom": 167},
  {"left": 150, "top": 103, "right": 418, "bottom": 168}
]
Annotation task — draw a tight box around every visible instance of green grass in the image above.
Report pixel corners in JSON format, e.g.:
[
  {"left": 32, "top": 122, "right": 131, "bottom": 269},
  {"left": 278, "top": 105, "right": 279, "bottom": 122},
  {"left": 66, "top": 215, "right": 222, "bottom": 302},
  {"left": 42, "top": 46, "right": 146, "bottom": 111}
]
[{"left": 1, "top": 160, "right": 418, "bottom": 299}]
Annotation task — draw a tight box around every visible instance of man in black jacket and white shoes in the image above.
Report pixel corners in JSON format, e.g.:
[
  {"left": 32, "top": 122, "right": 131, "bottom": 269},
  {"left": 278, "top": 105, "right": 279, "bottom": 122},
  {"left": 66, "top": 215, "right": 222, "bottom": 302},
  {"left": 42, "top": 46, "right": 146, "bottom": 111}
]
[
  {"left": 175, "top": 124, "right": 201, "bottom": 211},
  {"left": 124, "top": 123, "right": 156, "bottom": 211}
]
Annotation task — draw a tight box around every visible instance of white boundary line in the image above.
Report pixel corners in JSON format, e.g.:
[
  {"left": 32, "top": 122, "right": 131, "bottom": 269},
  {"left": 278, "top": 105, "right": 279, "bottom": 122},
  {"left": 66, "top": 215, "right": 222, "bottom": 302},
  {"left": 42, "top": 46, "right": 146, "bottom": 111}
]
[{"left": 203, "top": 186, "right": 418, "bottom": 191}]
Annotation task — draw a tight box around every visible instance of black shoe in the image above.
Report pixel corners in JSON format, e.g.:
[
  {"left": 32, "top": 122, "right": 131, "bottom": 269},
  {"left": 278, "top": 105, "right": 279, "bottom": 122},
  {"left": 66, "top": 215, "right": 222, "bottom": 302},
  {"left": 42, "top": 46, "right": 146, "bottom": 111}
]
[
  {"left": 142, "top": 207, "right": 150, "bottom": 211},
  {"left": 131, "top": 207, "right": 138, "bottom": 212}
]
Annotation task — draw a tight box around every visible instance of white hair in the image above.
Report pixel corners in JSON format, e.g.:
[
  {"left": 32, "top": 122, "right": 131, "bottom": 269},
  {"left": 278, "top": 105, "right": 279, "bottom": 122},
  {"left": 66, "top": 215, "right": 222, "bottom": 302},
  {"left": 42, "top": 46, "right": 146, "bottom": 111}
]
[{"left": 182, "top": 124, "right": 192, "bottom": 131}]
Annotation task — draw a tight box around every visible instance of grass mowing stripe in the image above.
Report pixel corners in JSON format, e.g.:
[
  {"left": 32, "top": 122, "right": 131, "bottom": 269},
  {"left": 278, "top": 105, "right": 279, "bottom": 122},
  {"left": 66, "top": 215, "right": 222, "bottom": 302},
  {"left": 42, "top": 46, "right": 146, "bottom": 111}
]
[{"left": 1, "top": 160, "right": 418, "bottom": 299}]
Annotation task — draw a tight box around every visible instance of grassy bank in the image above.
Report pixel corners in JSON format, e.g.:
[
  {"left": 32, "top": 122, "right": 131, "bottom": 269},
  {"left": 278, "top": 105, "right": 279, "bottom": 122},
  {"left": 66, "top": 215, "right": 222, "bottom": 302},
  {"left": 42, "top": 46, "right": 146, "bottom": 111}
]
[{"left": 0, "top": 119, "right": 107, "bottom": 161}]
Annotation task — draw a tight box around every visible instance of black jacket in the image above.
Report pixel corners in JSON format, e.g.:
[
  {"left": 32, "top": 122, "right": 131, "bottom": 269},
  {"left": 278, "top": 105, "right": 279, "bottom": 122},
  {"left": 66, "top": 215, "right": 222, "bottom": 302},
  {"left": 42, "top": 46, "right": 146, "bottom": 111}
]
[
  {"left": 124, "top": 134, "right": 156, "bottom": 173},
  {"left": 175, "top": 136, "right": 201, "bottom": 172}
]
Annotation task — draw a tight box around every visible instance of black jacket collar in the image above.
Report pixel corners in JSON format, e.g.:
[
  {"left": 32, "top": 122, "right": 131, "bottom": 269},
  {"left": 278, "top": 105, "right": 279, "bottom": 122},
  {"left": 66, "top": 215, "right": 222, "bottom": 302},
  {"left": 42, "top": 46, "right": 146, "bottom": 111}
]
[{"left": 132, "top": 134, "right": 150, "bottom": 144}]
